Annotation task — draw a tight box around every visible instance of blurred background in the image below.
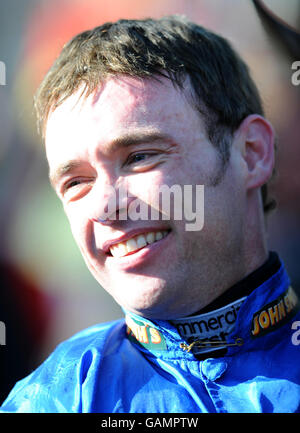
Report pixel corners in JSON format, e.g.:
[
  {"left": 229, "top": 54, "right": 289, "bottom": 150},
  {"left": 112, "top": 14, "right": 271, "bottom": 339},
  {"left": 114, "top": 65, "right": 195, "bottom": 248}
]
[{"left": 0, "top": 0, "right": 299, "bottom": 403}]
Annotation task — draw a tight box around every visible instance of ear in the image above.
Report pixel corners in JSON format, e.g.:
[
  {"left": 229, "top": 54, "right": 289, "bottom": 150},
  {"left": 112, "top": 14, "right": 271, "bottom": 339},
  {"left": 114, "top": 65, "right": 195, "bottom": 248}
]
[{"left": 237, "top": 114, "right": 275, "bottom": 191}]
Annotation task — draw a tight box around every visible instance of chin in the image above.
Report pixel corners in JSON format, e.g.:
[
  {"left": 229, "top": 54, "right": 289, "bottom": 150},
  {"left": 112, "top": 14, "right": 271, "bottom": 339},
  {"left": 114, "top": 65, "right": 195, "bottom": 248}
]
[{"left": 113, "top": 278, "right": 169, "bottom": 316}]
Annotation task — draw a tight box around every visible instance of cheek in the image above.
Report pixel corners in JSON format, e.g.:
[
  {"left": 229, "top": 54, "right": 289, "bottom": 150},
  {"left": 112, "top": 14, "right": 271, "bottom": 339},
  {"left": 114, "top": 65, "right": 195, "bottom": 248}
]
[
  {"left": 65, "top": 206, "right": 94, "bottom": 254},
  {"left": 126, "top": 171, "right": 166, "bottom": 206},
  {"left": 126, "top": 168, "right": 198, "bottom": 224}
]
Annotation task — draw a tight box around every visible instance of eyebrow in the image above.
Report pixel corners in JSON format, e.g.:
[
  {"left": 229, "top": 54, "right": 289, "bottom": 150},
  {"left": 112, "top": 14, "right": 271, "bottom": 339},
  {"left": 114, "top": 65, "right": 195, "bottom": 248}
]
[
  {"left": 49, "top": 131, "right": 174, "bottom": 188},
  {"left": 49, "top": 161, "right": 83, "bottom": 188},
  {"left": 108, "top": 131, "right": 174, "bottom": 152}
]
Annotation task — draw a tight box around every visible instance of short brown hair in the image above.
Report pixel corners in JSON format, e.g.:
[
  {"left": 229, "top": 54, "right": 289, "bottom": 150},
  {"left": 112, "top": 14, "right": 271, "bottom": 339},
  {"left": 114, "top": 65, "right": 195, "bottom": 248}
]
[{"left": 35, "top": 15, "right": 275, "bottom": 213}]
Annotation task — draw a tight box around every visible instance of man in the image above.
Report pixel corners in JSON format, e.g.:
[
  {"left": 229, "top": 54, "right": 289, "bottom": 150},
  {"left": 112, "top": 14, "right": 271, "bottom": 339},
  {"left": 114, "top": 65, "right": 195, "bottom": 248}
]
[{"left": 1, "top": 16, "right": 300, "bottom": 413}]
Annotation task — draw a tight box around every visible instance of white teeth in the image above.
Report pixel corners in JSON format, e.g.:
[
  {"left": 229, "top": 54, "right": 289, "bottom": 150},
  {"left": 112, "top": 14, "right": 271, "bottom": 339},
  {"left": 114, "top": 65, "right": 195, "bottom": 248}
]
[
  {"left": 155, "top": 231, "right": 163, "bottom": 241},
  {"left": 110, "top": 243, "right": 127, "bottom": 258},
  {"left": 136, "top": 235, "right": 147, "bottom": 249},
  {"left": 146, "top": 232, "right": 155, "bottom": 244},
  {"left": 126, "top": 238, "right": 138, "bottom": 253},
  {"left": 109, "top": 230, "right": 169, "bottom": 257}
]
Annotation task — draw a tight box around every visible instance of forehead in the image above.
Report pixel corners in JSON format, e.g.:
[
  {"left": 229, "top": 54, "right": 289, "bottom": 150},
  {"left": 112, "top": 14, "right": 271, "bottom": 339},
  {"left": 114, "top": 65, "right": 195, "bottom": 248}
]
[{"left": 45, "top": 75, "right": 203, "bottom": 164}]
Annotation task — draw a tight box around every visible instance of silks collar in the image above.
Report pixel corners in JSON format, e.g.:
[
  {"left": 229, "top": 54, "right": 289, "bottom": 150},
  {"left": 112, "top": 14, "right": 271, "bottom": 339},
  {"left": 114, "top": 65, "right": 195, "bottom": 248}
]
[
  {"left": 126, "top": 297, "right": 246, "bottom": 357},
  {"left": 170, "top": 296, "right": 246, "bottom": 356},
  {"left": 124, "top": 253, "right": 300, "bottom": 360}
]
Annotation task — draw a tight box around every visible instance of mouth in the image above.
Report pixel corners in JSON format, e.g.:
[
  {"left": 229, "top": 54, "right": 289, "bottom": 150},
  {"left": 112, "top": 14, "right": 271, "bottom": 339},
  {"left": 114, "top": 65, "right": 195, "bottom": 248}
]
[{"left": 108, "top": 229, "right": 171, "bottom": 258}]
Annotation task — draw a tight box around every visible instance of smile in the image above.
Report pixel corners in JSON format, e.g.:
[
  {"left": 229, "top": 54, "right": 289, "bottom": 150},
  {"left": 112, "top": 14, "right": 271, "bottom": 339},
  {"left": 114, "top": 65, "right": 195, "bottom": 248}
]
[{"left": 109, "top": 230, "right": 170, "bottom": 258}]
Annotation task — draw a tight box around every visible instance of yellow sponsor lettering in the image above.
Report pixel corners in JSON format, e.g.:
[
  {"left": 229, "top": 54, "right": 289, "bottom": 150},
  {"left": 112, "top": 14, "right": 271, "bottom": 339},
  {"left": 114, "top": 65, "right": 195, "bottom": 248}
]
[
  {"left": 284, "top": 294, "right": 292, "bottom": 313},
  {"left": 251, "top": 314, "right": 260, "bottom": 336},
  {"left": 125, "top": 317, "right": 134, "bottom": 333},
  {"left": 150, "top": 327, "right": 162, "bottom": 344},
  {"left": 138, "top": 324, "right": 149, "bottom": 344},
  {"left": 251, "top": 287, "right": 299, "bottom": 339},
  {"left": 288, "top": 287, "right": 298, "bottom": 309},
  {"left": 126, "top": 317, "right": 140, "bottom": 340},
  {"left": 284, "top": 287, "right": 298, "bottom": 313},
  {"left": 259, "top": 311, "right": 270, "bottom": 329},
  {"left": 125, "top": 316, "right": 166, "bottom": 350},
  {"left": 278, "top": 300, "right": 286, "bottom": 320},
  {"left": 268, "top": 305, "right": 279, "bottom": 325}
]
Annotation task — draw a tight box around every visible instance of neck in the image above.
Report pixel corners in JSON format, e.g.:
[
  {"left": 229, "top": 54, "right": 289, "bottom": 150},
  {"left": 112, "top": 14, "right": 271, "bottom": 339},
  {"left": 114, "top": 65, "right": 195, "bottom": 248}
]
[
  {"left": 170, "top": 251, "right": 281, "bottom": 359},
  {"left": 193, "top": 251, "right": 280, "bottom": 315}
]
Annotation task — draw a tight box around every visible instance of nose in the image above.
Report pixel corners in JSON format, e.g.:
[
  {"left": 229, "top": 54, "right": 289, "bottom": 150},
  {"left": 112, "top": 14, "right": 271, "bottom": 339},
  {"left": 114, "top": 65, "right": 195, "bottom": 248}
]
[{"left": 87, "top": 178, "right": 133, "bottom": 225}]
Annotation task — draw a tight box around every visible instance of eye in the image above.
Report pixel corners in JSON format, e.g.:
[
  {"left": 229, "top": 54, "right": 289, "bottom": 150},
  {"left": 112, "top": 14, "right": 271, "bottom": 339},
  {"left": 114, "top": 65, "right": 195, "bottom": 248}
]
[
  {"left": 65, "top": 179, "right": 82, "bottom": 190},
  {"left": 61, "top": 177, "right": 94, "bottom": 201},
  {"left": 130, "top": 154, "right": 147, "bottom": 163},
  {"left": 63, "top": 178, "right": 84, "bottom": 192},
  {"left": 124, "top": 152, "right": 156, "bottom": 166}
]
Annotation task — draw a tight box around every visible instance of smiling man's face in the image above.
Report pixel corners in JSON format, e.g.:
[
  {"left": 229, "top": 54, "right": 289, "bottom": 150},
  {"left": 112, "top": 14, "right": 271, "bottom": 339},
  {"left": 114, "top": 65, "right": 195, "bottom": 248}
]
[{"left": 45, "top": 75, "right": 248, "bottom": 319}]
